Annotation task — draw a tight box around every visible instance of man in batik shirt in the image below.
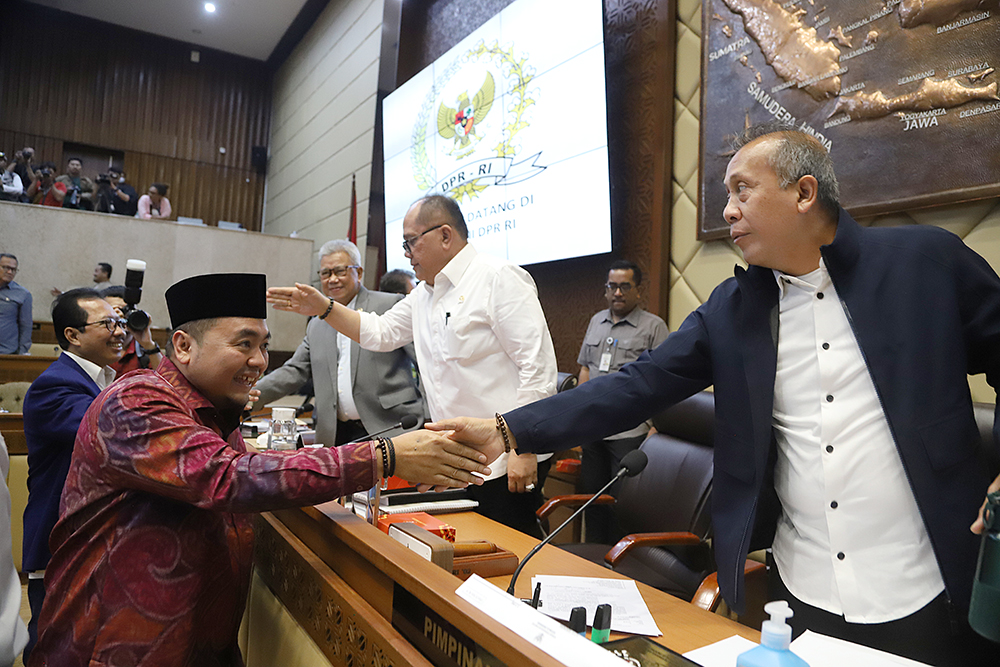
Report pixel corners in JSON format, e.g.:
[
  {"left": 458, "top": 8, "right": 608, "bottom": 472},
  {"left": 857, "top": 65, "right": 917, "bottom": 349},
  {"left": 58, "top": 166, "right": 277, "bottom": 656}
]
[{"left": 30, "top": 273, "right": 490, "bottom": 667}]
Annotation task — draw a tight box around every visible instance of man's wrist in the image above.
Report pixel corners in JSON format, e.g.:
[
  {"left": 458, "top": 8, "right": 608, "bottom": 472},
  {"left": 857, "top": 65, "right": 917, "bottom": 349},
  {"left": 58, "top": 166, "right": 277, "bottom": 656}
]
[{"left": 496, "top": 413, "right": 516, "bottom": 454}]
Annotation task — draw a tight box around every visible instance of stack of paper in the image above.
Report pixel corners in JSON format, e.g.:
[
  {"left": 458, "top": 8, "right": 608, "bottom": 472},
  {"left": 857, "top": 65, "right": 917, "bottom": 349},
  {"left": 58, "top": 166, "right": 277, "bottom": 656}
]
[{"left": 529, "top": 574, "right": 661, "bottom": 637}]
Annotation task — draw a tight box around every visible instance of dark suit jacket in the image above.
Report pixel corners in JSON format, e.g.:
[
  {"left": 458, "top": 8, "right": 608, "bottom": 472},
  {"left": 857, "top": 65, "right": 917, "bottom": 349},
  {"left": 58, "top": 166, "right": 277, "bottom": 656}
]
[
  {"left": 22, "top": 353, "right": 101, "bottom": 571},
  {"left": 256, "top": 287, "right": 426, "bottom": 446},
  {"left": 507, "top": 210, "right": 1000, "bottom": 615}
]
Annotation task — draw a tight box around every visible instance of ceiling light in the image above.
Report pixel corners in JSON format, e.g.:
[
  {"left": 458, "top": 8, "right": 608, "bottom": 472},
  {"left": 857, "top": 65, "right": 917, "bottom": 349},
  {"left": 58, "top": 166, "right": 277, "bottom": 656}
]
[{"left": 205, "top": 3, "right": 216, "bottom": 12}]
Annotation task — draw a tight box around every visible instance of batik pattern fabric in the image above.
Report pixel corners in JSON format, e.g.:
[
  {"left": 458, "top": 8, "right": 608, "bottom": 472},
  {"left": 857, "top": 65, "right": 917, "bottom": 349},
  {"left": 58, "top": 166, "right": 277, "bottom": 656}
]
[{"left": 31, "top": 358, "right": 377, "bottom": 667}]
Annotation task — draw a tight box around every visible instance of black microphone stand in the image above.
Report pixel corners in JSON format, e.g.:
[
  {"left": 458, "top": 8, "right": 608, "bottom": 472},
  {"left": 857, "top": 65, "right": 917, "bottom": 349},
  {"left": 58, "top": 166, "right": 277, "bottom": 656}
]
[
  {"left": 347, "top": 414, "right": 420, "bottom": 445},
  {"left": 506, "top": 450, "right": 648, "bottom": 596}
]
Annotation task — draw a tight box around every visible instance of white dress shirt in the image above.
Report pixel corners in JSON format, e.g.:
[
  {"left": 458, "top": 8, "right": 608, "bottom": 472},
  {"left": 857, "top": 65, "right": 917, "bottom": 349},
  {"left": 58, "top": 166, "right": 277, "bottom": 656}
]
[
  {"left": 336, "top": 295, "right": 361, "bottom": 421},
  {"left": 63, "top": 350, "right": 116, "bottom": 390},
  {"left": 770, "top": 261, "right": 944, "bottom": 623},
  {"left": 359, "top": 244, "right": 556, "bottom": 479}
]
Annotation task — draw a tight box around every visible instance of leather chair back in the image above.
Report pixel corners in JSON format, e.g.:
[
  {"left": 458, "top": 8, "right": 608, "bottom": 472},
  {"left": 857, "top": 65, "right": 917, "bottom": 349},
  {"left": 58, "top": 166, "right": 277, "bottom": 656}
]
[
  {"left": 650, "top": 390, "right": 715, "bottom": 446},
  {"left": 0, "top": 382, "right": 31, "bottom": 413},
  {"left": 556, "top": 372, "right": 578, "bottom": 393},
  {"left": 617, "top": 432, "right": 714, "bottom": 541}
]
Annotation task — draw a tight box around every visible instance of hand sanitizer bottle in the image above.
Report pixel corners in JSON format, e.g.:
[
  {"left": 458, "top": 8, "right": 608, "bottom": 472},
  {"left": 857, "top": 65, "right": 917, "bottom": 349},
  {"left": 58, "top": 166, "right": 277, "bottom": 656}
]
[{"left": 736, "top": 601, "right": 809, "bottom": 667}]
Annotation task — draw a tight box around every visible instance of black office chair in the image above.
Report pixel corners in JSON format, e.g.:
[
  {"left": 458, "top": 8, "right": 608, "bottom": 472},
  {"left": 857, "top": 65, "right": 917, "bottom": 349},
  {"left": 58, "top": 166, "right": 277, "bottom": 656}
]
[
  {"left": 556, "top": 371, "right": 578, "bottom": 393},
  {"left": 537, "top": 392, "right": 716, "bottom": 601}
]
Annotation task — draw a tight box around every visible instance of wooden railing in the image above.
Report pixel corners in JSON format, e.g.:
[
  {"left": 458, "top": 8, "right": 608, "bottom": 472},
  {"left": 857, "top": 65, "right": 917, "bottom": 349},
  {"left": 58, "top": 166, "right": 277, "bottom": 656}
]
[{"left": 0, "top": 355, "right": 57, "bottom": 384}]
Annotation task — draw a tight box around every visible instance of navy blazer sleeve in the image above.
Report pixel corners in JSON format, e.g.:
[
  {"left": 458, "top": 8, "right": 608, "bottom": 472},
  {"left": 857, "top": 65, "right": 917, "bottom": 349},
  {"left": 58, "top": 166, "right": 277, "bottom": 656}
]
[
  {"left": 22, "top": 359, "right": 100, "bottom": 570},
  {"left": 505, "top": 306, "right": 714, "bottom": 453}
]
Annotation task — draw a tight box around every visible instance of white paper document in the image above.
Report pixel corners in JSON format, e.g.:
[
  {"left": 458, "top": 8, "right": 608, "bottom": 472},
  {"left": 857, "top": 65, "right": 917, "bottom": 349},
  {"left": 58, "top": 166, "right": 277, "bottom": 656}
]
[
  {"left": 683, "top": 635, "right": 757, "bottom": 666},
  {"left": 455, "top": 575, "right": 630, "bottom": 666},
  {"left": 682, "top": 631, "right": 932, "bottom": 667},
  {"left": 528, "top": 574, "right": 662, "bottom": 636},
  {"left": 790, "top": 630, "right": 931, "bottom": 666}
]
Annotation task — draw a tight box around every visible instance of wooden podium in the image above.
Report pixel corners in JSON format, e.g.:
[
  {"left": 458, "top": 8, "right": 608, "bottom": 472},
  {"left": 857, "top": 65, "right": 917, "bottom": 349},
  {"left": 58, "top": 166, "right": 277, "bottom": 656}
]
[{"left": 246, "top": 503, "right": 758, "bottom": 667}]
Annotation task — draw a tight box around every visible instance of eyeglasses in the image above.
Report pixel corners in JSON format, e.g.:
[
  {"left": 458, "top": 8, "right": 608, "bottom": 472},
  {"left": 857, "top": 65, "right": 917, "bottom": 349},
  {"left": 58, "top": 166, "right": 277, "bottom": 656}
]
[
  {"left": 0, "top": 265, "right": 17, "bottom": 274},
  {"left": 402, "top": 224, "right": 446, "bottom": 253},
  {"left": 318, "top": 265, "right": 361, "bottom": 280},
  {"left": 77, "top": 318, "right": 128, "bottom": 333},
  {"left": 605, "top": 282, "right": 635, "bottom": 294}
]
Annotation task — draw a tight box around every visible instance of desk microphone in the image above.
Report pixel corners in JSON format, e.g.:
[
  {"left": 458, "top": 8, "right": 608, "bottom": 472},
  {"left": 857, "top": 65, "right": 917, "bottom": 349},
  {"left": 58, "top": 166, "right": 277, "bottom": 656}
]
[
  {"left": 346, "top": 414, "right": 421, "bottom": 444},
  {"left": 506, "top": 449, "right": 648, "bottom": 595}
]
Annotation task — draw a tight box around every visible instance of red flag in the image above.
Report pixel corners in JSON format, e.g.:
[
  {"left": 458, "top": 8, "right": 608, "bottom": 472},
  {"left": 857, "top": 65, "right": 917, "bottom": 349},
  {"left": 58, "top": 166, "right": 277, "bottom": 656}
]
[{"left": 347, "top": 173, "right": 357, "bottom": 244}]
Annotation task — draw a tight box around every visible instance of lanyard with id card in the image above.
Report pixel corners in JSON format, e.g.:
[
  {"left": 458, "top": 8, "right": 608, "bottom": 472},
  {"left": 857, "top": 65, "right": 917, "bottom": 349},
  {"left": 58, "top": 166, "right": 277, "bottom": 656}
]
[{"left": 598, "top": 336, "right": 617, "bottom": 372}]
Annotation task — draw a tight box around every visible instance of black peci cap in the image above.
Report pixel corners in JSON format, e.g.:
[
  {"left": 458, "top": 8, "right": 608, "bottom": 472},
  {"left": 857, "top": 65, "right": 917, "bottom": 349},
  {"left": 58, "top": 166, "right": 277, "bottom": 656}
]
[{"left": 165, "top": 273, "right": 267, "bottom": 329}]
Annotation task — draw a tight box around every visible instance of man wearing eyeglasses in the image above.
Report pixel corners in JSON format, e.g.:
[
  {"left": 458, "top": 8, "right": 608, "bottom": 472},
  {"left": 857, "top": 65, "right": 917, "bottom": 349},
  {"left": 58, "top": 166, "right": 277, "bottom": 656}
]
[
  {"left": 0, "top": 254, "right": 32, "bottom": 355},
  {"left": 268, "top": 195, "right": 557, "bottom": 537},
  {"left": 256, "top": 239, "right": 426, "bottom": 447},
  {"left": 576, "top": 260, "right": 668, "bottom": 543},
  {"left": 21, "top": 288, "right": 125, "bottom": 661}
]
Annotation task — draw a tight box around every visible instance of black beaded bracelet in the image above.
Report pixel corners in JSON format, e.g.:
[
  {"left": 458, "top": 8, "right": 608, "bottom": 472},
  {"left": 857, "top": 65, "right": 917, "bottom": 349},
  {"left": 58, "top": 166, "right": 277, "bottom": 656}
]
[
  {"left": 378, "top": 437, "right": 396, "bottom": 477},
  {"left": 495, "top": 413, "right": 512, "bottom": 454},
  {"left": 376, "top": 438, "right": 389, "bottom": 478},
  {"left": 386, "top": 437, "right": 396, "bottom": 477},
  {"left": 319, "top": 297, "right": 334, "bottom": 320}
]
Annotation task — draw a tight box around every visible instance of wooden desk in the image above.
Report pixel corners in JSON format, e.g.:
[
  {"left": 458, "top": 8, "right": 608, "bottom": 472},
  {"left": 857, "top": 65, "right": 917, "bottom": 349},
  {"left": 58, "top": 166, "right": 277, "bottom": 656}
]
[
  {"left": 442, "top": 511, "right": 758, "bottom": 654},
  {"left": 0, "top": 413, "right": 26, "bottom": 455},
  {"left": 250, "top": 504, "right": 757, "bottom": 666}
]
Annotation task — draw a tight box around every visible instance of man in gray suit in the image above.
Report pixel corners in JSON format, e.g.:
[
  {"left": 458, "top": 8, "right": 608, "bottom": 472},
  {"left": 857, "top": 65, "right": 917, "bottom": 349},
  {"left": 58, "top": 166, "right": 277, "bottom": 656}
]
[{"left": 256, "top": 240, "right": 426, "bottom": 446}]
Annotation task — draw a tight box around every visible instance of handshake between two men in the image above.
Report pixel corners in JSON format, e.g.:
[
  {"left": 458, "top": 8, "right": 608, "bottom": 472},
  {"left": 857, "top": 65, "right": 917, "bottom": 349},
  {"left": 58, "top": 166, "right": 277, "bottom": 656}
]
[{"left": 353, "top": 418, "right": 508, "bottom": 491}]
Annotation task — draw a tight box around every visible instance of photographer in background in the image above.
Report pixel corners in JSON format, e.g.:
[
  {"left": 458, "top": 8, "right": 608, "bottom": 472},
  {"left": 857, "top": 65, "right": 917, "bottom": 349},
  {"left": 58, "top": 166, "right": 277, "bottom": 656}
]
[
  {"left": 137, "top": 182, "right": 171, "bottom": 220},
  {"left": 13, "top": 147, "right": 36, "bottom": 200},
  {"left": 56, "top": 157, "right": 95, "bottom": 210},
  {"left": 108, "top": 167, "right": 137, "bottom": 217},
  {"left": 93, "top": 173, "right": 116, "bottom": 214},
  {"left": 100, "top": 285, "right": 162, "bottom": 375},
  {"left": 25, "top": 162, "right": 66, "bottom": 207},
  {"left": 0, "top": 153, "right": 23, "bottom": 202}
]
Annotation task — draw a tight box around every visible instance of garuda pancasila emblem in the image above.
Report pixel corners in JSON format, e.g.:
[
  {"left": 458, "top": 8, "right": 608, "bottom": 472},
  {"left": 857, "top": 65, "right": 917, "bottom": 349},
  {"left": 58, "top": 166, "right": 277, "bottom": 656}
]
[{"left": 437, "top": 72, "right": 495, "bottom": 157}]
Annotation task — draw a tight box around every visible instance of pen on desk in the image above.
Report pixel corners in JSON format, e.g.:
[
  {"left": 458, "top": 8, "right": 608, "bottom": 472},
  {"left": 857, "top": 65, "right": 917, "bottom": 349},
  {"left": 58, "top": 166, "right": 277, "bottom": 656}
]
[
  {"left": 569, "top": 606, "right": 587, "bottom": 636},
  {"left": 530, "top": 582, "right": 542, "bottom": 609},
  {"left": 590, "top": 603, "right": 611, "bottom": 644}
]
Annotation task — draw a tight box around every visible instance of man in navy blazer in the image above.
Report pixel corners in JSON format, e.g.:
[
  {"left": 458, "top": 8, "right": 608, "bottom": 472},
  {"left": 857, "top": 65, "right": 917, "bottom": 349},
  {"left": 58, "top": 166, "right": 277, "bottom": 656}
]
[
  {"left": 21, "top": 288, "right": 125, "bottom": 661},
  {"left": 434, "top": 124, "right": 999, "bottom": 665}
]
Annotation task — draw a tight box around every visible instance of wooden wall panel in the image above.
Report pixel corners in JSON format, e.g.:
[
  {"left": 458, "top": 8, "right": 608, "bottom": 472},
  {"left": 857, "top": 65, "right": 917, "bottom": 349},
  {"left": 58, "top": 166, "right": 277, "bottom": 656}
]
[{"left": 0, "top": 3, "right": 271, "bottom": 230}]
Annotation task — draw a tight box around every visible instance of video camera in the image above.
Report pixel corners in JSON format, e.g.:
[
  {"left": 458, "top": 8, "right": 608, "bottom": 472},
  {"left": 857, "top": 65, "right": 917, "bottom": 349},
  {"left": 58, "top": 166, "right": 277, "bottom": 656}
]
[
  {"left": 122, "top": 259, "right": 151, "bottom": 330},
  {"left": 96, "top": 173, "right": 112, "bottom": 186}
]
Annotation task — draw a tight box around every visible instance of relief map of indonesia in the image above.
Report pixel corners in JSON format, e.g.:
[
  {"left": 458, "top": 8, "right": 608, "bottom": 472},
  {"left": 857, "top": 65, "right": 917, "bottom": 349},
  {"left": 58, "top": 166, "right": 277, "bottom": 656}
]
[{"left": 700, "top": 0, "right": 1000, "bottom": 237}]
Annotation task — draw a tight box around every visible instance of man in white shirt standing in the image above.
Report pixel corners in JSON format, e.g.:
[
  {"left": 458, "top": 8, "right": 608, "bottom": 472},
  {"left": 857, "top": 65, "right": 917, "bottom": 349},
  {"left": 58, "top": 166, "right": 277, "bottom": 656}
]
[
  {"left": 22, "top": 288, "right": 125, "bottom": 662},
  {"left": 268, "top": 195, "right": 557, "bottom": 536}
]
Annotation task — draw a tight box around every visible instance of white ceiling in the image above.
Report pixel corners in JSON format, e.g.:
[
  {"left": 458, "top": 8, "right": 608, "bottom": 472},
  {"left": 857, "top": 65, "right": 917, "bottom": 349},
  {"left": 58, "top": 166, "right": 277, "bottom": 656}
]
[{"left": 26, "top": 0, "right": 310, "bottom": 61}]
